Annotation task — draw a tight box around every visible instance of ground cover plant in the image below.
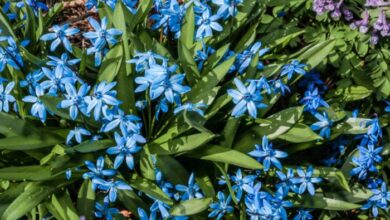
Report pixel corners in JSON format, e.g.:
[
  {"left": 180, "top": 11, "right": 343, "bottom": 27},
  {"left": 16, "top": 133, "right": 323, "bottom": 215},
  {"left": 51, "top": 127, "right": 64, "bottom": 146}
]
[{"left": 0, "top": 0, "right": 389, "bottom": 219}]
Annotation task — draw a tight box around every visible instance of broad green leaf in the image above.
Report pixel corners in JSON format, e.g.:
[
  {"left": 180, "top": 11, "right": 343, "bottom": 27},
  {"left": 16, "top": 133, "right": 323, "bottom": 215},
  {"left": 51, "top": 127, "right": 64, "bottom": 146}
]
[
  {"left": 201, "top": 43, "right": 230, "bottom": 75},
  {"left": 178, "top": 41, "right": 200, "bottom": 85},
  {"left": 149, "top": 133, "right": 215, "bottom": 155},
  {"left": 77, "top": 180, "right": 95, "bottom": 220},
  {"left": 0, "top": 112, "right": 34, "bottom": 137},
  {"left": 45, "top": 191, "right": 79, "bottom": 220},
  {"left": 180, "top": 4, "right": 195, "bottom": 50},
  {"left": 297, "top": 39, "right": 336, "bottom": 69},
  {"left": 0, "top": 166, "right": 52, "bottom": 181},
  {"left": 186, "top": 145, "right": 263, "bottom": 169},
  {"left": 291, "top": 194, "right": 361, "bottom": 210},
  {"left": 0, "top": 131, "right": 64, "bottom": 150},
  {"left": 183, "top": 111, "right": 211, "bottom": 134},
  {"left": 2, "top": 182, "right": 58, "bottom": 220},
  {"left": 98, "top": 44, "right": 123, "bottom": 82},
  {"left": 255, "top": 106, "right": 304, "bottom": 139},
  {"left": 129, "top": 174, "right": 173, "bottom": 205},
  {"left": 0, "top": 11, "right": 16, "bottom": 38},
  {"left": 187, "top": 55, "right": 236, "bottom": 104},
  {"left": 333, "top": 118, "right": 371, "bottom": 135},
  {"left": 156, "top": 155, "right": 189, "bottom": 185},
  {"left": 278, "top": 123, "right": 323, "bottom": 143},
  {"left": 329, "top": 86, "right": 372, "bottom": 102},
  {"left": 72, "top": 139, "right": 114, "bottom": 153},
  {"left": 170, "top": 198, "right": 212, "bottom": 216}
]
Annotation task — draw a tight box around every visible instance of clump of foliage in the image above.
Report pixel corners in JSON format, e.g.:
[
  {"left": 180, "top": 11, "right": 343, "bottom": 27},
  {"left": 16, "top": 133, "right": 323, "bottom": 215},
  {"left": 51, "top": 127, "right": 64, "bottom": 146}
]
[{"left": 0, "top": 0, "right": 389, "bottom": 219}]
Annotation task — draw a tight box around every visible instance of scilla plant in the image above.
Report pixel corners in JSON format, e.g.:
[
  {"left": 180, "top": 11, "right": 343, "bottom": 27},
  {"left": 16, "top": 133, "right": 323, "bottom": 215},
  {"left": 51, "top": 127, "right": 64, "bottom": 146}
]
[{"left": 0, "top": 0, "right": 389, "bottom": 220}]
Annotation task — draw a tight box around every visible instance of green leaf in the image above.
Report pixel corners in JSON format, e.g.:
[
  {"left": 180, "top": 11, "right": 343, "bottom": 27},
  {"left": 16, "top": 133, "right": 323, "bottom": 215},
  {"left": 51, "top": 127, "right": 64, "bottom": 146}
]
[
  {"left": 0, "top": 11, "right": 16, "bottom": 39},
  {"left": 129, "top": 174, "right": 173, "bottom": 205},
  {"left": 291, "top": 194, "right": 361, "bottom": 210},
  {"left": 297, "top": 39, "right": 336, "bottom": 69},
  {"left": 149, "top": 133, "right": 215, "bottom": 155},
  {"left": 278, "top": 123, "right": 323, "bottom": 143},
  {"left": 98, "top": 44, "right": 123, "bottom": 82},
  {"left": 0, "top": 131, "right": 64, "bottom": 150},
  {"left": 329, "top": 86, "right": 372, "bottom": 102},
  {"left": 2, "top": 182, "right": 57, "bottom": 220},
  {"left": 187, "top": 55, "right": 236, "bottom": 104},
  {"left": 178, "top": 41, "right": 200, "bottom": 85},
  {"left": 201, "top": 43, "right": 230, "bottom": 75},
  {"left": 72, "top": 139, "right": 114, "bottom": 153},
  {"left": 256, "top": 106, "right": 304, "bottom": 139},
  {"left": 170, "top": 198, "right": 212, "bottom": 216},
  {"left": 0, "top": 166, "right": 52, "bottom": 181},
  {"left": 186, "top": 145, "right": 263, "bottom": 169},
  {"left": 180, "top": 4, "right": 195, "bottom": 50},
  {"left": 155, "top": 155, "right": 189, "bottom": 185},
  {"left": 77, "top": 180, "right": 95, "bottom": 220},
  {"left": 333, "top": 118, "right": 371, "bottom": 135},
  {"left": 0, "top": 113, "right": 34, "bottom": 137},
  {"left": 45, "top": 191, "right": 79, "bottom": 220}
]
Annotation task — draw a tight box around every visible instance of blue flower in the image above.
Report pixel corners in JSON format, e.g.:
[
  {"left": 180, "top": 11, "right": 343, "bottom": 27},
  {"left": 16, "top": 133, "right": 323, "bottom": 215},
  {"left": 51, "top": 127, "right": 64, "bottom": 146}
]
[
  {"left": 208, "top": 191, "right": 234, "bottom": 220},
  {"left": 248, "top": 136, "right": 288, "bottom": 171},
  {"left": 300, "top": 85, "right": 329, "bottom": 111},
  {"left": 94, "top": 198, "right": 119, "bottom": 220},
  {"left": 270, "top": 79, "right": 290, "bottom": 96},
  {"left": 4, "top": 37, "right": 24, "bottom": 67},
  {"left": 95, "top": 179, "right": 132, "bottom": 202},
  {"left": 134, "top": 63, "right": 176, "bottom": 93},
  {"left": 229, "top": 169, "right": 256, "bottom": 201},
  {"left": 0, "top": 81, "right": 16, "bottom": 112},
  {"left": 101, "top": 108, "right": 142, "bottom": 133},
  {"left": 364, "top": 117, "right": 382, "bottom": 143},
  {"left": 150, "top": 73, "right": 191, "bottom": 103},
  {"left": 40, "top": 67, "right": 75, "bottom": 96},
  {"left": 293, "top": 209, "right": 313, "bottom": 220},
  {"left": 20, "top": 70, "right": 45, "bottom": 93},
  {"left": 298, "top": 71, "right": 327, "bottom": 91},
  {"left": 212, "top": 0, "right": 243, "bottom": 20},
  {"left": 2, "top": 2, "right": 17, "bottom": 20},
  {"left": 174, "top": 102, "right": 207, "bottom": 116},
  {"left": 47, "top": 53, "right": 80, "bottom": 78},
  {"left": 310, "top": 111, "right": 332, "bottom": 139},
  {"left": 86, "top": 81, "right": 122, "bottom": 121},
  {"left": 271, "top": 188, "right": 293, "bottom": 220},
  {"left": 250, "top": 77, "right": 272, "bottom": 94},
  {"left": 123, "top": 0, "right": 138, "bottom": 13},
  {"left": 0, "top": 47, "right": 20, "bottom": 72},
  {"left": 128, "top": 51, "right": 166, "bottom": 72},
  {"left": 83, "top": 156, "right": 116, "bottom": 188},
  {"left": 361, "top": 199, "right": 387, "bottom": 218},
  {"left": 138, "top": 208, "right": 157, "bottom": 220},
  {"left": 195, "top": 43, "right": 215, "bottom": 71},
  {"left": 65, "top": 169, "right": 72, "bottom": 180},
  {"left": 276, "top": 168, "right": 297, "bottom": 194},
  {"left": 357, "top": 142, "right": 383, "bottom": 167},
  {"left": 290, "top": 166, "right": 322, "bottom": 195},
  {"left": 40, "top": 24, "right": 79, "bottom": 52},
  {"left": 195, "top": 8, "right": 223, "bottom": 39},
  {"left": 175, "top": 173, "right": 204, "bottom": 201},
  {"left": 385, "top": 101, "right": 390, "bottom": 112},
  {"left": 106, "top": 132, "right": 142, "bottom": 169},
  {"left": 84, "top": 17, "right": 122, "bottom": 66},
  {"left": 232, "top": 42, "right": 269, "bottom": 74},
  {"left": 155, "top": 98, "right": 169, "bottom": 120},
  {"left": 58, "top": 83, "right": 90, "bottom": 120},
  {"left": 350, "top": 157, "right": 377, "bottom": 180},
  {"left": 371, "top": 182, "right": 390, "bottom": 206},
  {"left": 66, "top": 126, "right": 91, "bottom": 145},
  {"left": 22, "top": 85, "right": 48, "bottom": 122},
  {"left": 280, "top": 60, "right": 306, "bottom": 80},
  {"left": 227, "top": 78, "right": 267, "bottom": 118},
  {"left": 150, "top": 198, "right": 171, "bottom": 219},
  {"left": 16, "top": 0, "right": 48, "bottom": 16},
  {"left": 150, "top": 0, "right": 188, "bottom": 39}
]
